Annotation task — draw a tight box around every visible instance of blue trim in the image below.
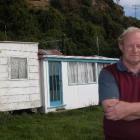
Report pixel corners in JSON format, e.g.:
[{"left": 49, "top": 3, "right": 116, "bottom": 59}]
[
  {"left": 47, "top": 104, "right": 66, "bottom": 109},
  {"left": 50, "top": 101, "right": 62, "bottom": 107},
  {"left": 44, "top": 57, "right": 118, "bottom": 63},
  {"left": 60, "top": 62, "right": 63, "bottom": 105}
]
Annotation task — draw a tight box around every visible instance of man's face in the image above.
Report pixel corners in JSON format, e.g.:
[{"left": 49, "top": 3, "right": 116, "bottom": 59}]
[{"left": 119, "top": 32, "right": 140, "bottom": 65}]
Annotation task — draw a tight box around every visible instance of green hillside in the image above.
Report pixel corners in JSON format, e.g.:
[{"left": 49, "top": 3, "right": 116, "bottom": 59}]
[{"left": 0, "top": 0, "right": 140, "bottom": 57}]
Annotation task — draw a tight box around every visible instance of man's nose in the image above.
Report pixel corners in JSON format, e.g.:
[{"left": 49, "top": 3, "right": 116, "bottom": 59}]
[{"left": 132, "top": 45, "right": 139, "bottom": 52}]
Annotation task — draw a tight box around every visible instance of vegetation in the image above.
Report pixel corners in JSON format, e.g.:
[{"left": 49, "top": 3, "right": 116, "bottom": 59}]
[
  {"left": 0, "top": 106, "right": 104, "bottom": 140},
  {"left": 0, "top": 0, "right": 140, "bottom": 57}
]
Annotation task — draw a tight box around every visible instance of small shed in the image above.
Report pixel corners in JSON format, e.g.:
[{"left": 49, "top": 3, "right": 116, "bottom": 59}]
[
  {"left": 0, "top": 41, "right": 41, "bottom": 111},
  {"left": 40, "top": 54, "right": 118, "bottom": 113}
]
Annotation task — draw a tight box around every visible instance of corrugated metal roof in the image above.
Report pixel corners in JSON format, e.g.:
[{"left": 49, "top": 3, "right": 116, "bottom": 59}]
[{"left": 38, "top": 49, "right": 63, "bottom": 55}]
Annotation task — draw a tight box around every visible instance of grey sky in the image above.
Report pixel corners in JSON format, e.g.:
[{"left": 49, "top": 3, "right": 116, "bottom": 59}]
[{"left": 114, "top": 0, "right": 140, "bottom": 19}]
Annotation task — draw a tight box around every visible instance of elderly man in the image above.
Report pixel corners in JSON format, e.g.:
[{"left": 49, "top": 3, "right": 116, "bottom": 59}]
[{"left": 99, "top": 27, "right": 140, "bottom": 140}]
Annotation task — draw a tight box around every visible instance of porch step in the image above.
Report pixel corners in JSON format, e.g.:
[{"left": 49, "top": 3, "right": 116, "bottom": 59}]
[
  {"left": 56, "top": 107, "right": 66, "bottom": 112},
  {"left": 47, "top": 104, "right": 66, "bottom": 113}
]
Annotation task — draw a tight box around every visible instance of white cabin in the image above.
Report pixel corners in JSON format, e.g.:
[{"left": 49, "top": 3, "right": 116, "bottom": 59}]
[
  {"left": 0, "top": 41, "right": 41, "bottom": 111},
  {"left": 40, "top": 54, "right": 118, "bottom": 113}
]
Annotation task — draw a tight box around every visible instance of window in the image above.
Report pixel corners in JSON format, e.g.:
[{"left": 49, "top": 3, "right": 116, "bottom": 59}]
[
  {"left": 68, "top": 62, "right": 96, "bottom": 84},
  {"left": 10, "top": 57, "right": 27, "bottom": 79}
]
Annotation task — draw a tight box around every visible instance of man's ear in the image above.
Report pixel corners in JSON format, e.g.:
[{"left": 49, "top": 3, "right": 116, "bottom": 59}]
[{"left": 119, "top": 43, "right": 123, "bottom": 52}]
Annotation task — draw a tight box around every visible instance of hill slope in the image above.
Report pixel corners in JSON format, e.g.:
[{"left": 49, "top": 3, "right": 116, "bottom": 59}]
[{"left": 0, "top": 0, "right": 140, "bottom": 57}]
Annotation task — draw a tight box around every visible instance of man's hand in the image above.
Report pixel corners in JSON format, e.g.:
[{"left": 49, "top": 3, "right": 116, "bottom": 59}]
[
  {"left": 102, "top": 99, "right": 119, "bottom": 112},
  {"left": 104, "top": 101, "right": 131, "bottom": 120},
  {"left": 102, "top": 99, "right": 140, "bottom": 121}
]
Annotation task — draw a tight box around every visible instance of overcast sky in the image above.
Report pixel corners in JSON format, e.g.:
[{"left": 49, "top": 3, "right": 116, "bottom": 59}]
[{"left": 114, "top": 0, "right": 140, "bottom": 19}]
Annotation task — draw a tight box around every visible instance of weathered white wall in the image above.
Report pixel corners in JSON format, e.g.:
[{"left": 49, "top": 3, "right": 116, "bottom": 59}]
[
  {"left": 62, "top": 62, "right": 99, "bottom": 110},
  {"left": 0, "top": 42, "right": 41, "bottom": 111}
]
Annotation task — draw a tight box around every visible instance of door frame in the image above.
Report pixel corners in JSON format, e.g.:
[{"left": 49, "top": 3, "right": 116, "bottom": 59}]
[{"left": 48, "top": 61, "right": 63, "bottom": 107}]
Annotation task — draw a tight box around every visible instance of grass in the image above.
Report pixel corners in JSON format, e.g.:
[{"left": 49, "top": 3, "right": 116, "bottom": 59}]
[{"left": 0, "top": 106, "right": 104, "bottom": 140}]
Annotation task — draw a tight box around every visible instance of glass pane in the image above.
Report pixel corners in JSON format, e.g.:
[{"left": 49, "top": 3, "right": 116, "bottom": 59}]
[
  {"left": 19, "top": 58, "right": 27, "bottom": 78},
  {"left": 77, "top": 62, "right": 87, "bottom": 84},
  {"left": 11, "top": 58, "right": 19, "bottom": 79},
  {"left": 87, "top": 63, "right": 96, "bottom": 83},
  {"left": 11, "top": 57, "right": 27, "bottom": 79},
  {"left": 49, "top": 62, "right": 61, "bottom": 102},
  {"left": 68, "top": 62, "right": 78, "bottom": 84}
]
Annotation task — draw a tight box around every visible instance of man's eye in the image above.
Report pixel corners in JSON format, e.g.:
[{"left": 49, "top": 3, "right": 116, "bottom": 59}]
[{"left": 127, "top": 45, "right": 133, "bottom": 48}]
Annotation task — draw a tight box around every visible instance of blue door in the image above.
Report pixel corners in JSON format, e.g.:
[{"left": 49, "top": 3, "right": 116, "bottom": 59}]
[{"left": 48, "top": 61, "right": 63, "bottom": 107}]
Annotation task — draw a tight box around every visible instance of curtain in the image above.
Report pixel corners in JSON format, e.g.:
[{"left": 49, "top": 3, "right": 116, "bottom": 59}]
[
  {"left": 87, "top": 63, "right": 96, "bottom": 83},
  {"left": 68, "top": 62, "right": 96, "bottom": 84},
  {"left": 68, "top": 62, "right": 78, "bottom": 84},
  {"left": 11, "top": 57, "right": 27, "bottom": 79},
  {"left": 19, "top": 58, "right": 27, "bottom": 78},
  {"left": 11, "top": 58, "right": 19, "bottom": 79},
  {"left": 77, "top": 62, "right": 87, "bottom": 84}
]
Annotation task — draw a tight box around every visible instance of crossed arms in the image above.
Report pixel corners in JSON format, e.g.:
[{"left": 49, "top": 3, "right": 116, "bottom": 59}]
[{"left": 102, "top": 99, "right": 140, "bottom": 121}]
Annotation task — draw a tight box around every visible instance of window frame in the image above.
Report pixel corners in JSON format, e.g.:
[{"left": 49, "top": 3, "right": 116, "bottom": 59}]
[{"left": 67, "top": 62, "right": 96, "bottom": 85}]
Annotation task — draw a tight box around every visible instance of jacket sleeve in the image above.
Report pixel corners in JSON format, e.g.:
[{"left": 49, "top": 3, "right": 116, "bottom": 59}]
[{"left": 98, "top": 69, "right": 119, "bottom": 104}]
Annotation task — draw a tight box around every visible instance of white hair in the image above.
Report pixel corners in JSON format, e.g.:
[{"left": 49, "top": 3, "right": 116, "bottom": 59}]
[{"left": 118, "top": 26, "right": 140, "bottom": 45}]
